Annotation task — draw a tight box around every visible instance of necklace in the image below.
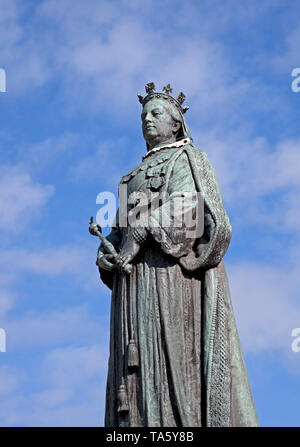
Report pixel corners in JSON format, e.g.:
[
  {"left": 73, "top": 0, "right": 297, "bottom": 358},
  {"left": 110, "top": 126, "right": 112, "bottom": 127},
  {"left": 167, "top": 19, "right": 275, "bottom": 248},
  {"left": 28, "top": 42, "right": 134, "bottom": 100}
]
[{"left": 142, "top": 137, "right": 191, "bottom": 160}]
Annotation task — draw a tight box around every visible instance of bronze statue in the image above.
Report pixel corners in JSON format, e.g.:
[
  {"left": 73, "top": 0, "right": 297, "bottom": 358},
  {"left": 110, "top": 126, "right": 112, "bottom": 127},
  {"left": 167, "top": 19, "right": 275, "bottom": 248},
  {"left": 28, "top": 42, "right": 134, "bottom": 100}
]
[{"left": 91, "top": 83, "right": 259, "bottom": 427}]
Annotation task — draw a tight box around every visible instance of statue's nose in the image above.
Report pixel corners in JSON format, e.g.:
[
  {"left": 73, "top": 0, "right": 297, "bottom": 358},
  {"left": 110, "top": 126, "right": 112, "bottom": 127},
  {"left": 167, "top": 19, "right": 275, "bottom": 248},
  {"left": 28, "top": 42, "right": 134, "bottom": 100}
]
[{"left": 144, "top": 113, "right": 152, "bottom": 123}]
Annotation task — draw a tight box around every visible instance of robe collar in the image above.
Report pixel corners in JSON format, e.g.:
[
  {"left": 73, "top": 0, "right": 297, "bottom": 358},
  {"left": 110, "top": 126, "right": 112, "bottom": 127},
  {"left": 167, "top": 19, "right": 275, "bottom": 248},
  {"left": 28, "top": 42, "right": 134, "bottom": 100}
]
[{"left": 142, "top": 137, "right": 192, "bottom": 161}]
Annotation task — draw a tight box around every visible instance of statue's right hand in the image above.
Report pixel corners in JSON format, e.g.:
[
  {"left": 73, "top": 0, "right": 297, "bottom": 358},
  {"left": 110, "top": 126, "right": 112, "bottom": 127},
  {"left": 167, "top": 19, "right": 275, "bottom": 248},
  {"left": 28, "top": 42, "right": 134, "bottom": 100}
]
[{"left": 96, "top": 253, "right": 116, "bottom": 271}]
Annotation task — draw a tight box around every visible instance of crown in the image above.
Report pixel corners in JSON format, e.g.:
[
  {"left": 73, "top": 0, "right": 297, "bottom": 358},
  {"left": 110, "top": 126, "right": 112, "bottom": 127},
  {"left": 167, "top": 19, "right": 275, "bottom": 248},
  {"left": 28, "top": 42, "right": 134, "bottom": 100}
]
[{"left": 137, "top": 82, "right": 189, "bottom": 114}]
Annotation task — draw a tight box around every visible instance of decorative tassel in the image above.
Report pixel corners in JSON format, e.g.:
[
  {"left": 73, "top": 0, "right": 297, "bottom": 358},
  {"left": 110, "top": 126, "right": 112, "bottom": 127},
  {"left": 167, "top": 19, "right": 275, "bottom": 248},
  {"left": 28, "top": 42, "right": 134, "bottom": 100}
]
[
  {"left": 117, "top": 381, "right": 129, "bottom": 415},
  {"left": 128, "top": 339, "right": 139, "bottom": 370}
]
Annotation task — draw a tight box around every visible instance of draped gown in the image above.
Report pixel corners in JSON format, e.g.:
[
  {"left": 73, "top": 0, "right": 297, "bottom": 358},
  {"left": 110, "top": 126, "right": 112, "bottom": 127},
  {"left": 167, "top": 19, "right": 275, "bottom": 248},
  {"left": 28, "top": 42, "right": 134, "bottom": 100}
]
[{"left": 99, "top": 140, "right": 259, "bottom": 427}]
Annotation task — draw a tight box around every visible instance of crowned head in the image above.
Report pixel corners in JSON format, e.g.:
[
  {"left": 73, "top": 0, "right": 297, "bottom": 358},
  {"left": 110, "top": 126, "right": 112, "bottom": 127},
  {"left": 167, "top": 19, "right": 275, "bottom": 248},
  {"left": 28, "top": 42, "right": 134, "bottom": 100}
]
[{"left": 138, "top": 83, "right": 190, "bottom": 150}]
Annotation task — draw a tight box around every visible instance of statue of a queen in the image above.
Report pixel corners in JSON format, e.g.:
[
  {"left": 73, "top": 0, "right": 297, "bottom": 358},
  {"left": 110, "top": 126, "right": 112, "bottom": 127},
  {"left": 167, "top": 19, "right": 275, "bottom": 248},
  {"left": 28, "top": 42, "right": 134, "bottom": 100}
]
[{"left": 95, "top": 82, "right": 259, "bottom": 427}]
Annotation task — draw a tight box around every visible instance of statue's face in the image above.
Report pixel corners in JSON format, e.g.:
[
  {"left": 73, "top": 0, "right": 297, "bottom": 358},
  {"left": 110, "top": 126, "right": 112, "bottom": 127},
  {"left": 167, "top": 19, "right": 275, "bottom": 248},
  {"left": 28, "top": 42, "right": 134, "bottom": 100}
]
[{"left": 141, "top": 99, "right": 179, "bottom": 148}]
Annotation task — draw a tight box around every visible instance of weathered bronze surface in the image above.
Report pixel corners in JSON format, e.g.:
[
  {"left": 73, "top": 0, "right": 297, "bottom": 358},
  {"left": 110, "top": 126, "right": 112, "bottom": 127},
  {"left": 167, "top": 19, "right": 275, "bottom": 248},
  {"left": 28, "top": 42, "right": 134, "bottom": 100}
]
[{"left": 93, "top": 83, "right": 259, "bottom": 427}]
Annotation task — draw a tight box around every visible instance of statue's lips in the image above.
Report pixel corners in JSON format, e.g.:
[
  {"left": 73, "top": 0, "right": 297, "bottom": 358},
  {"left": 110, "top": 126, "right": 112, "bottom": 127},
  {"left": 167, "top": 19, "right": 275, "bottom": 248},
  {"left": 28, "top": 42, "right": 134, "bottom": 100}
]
[{"left": 145, "top": 125, "right": 155, "bottom": 130}]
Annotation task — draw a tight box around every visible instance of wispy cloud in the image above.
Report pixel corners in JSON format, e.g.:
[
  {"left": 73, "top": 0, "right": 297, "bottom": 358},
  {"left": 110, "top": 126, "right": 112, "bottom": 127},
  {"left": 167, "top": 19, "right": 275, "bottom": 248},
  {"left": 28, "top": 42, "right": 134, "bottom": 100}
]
[
  {"left": 18, "top": 132, "right": 81, "bottom": 173},
  {"left": 228, "top": 260, "right": 300, "bottom": 354},
  {"left": 0, "top": 241, "right": 104, "bottom": 323},
  {"left": 198, "top": 131, "right": 300, "bottom": 233},
  {"left": 1, "top": 0, "right": 300, "bottom": 427},
  {"left": 0, "top": 0, "right": 278, "bottom": 125},
  {"left": 3, "top": 306, "right": 107, "bottom": 350},
  {"left": 0, "top": 366, "right": 19, "bottom": 396},
  {"left": 0, "top": 164, "right": 54, "bottom": 233},
  {"left": 0, "top": 290, "right": 15, "bottom": 317},
  {"left": 0, "top": 344, "right": 107, "bottom": 426}
]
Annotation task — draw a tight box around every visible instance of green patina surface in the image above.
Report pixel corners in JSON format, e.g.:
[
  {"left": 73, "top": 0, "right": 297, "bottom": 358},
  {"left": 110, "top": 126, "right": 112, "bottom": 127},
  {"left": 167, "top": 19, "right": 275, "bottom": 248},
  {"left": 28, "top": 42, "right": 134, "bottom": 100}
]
[{"left": 94, "top": 85, "right": 259, "bottom": 427}]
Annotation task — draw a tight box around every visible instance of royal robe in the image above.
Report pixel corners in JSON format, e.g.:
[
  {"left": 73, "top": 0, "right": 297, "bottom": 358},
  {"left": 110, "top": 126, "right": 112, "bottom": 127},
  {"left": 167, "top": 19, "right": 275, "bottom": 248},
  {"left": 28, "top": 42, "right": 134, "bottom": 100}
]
[{"left": 99, "top": 141, "right": 259, "bottom": 427}]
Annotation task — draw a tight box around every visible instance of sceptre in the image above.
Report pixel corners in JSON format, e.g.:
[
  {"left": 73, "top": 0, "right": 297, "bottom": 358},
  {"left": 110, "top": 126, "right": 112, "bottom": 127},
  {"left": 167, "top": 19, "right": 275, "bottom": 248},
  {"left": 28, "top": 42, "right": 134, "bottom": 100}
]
[{"left": 89, "top": 216, "right": 132, "bottom": 275}]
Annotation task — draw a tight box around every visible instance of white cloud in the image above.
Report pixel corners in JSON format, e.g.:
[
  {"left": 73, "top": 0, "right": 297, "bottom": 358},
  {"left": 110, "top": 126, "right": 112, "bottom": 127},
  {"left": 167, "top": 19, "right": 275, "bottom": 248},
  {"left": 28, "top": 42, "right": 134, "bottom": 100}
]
[
  {"left": 0, "top": 366, "right": 19, "bottom": 395},
  {"left": 0, "top": 0, "right": 272, "bottom": 125},
  {"left": 0, "top": 0, "right": 299, "bottom": 426},
  {"left": 31, "top": 388, "right": 74, "bottom": 408},
  {"left": 0, "top": 165, "right": 54, "bottom": 233},
  {"left": 0, "top": 239, "right": 106, "bottom": 320},
  {"left": 273, "top": 23, "right": 300, "bottom": 72},
  {"left": 18, "top": 133, "right": 81, "bottom": 172},
  {"left": 69, "top": 135, "right": 139, "bottom": 189},
  {"left": 2, "top": 245, "right": 89, "bottom": 276},
  {"left": 0, "top": 0, "right": 22, "bottom": 53},
  {"left": 0, "top": 290, "right": 15, "bottom": 316},
  {"left": 228, "top": 260, "right": 300, "bottom": 354},
  {"left": 0, "top": 0, "right": 50, "bottom": 90},
  {"left": 43, "top": 344, "right": 107, "bottom": 388},
  {"left": 3, "top": 306, "right": 108, "bottom": 350},
  {"left": 37, "top": 344, "right": 107, "bottom": 426},
  {"left": 196, "top": 127, "right": 300, "bottom": 363},
  {"left": 0, "top": 240, "right": 102, "bottom": 291},
  {"left": 198, "top": 131, "right": 300, "bottom": 233},
  {"left": 0, "top": 344, "right": 108, "bottom": 426},
  {"left": 70, "top": 140, "right": 115, "bottom": 182}
]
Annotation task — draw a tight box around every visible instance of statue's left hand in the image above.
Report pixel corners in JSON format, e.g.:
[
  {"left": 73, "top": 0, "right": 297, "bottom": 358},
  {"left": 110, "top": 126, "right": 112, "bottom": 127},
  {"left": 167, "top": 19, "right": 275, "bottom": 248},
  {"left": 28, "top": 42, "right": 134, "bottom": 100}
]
[{"left": 115, "top": 237, "right": 141, "bottom": 273}]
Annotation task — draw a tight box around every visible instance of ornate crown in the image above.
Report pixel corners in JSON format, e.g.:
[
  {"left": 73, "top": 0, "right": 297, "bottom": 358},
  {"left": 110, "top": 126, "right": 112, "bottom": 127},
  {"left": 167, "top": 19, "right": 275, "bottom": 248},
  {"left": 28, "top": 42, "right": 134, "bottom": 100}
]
[{"left": 138, "top": 82, "right": 189, "bottom": 114}]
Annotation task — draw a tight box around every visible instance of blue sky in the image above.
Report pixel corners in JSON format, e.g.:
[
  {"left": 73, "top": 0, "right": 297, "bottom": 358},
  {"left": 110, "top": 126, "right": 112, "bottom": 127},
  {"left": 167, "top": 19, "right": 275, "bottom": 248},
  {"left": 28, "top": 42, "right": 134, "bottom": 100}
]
[{"left": 0, "top": 0, "right": 300, "bottom": 426}]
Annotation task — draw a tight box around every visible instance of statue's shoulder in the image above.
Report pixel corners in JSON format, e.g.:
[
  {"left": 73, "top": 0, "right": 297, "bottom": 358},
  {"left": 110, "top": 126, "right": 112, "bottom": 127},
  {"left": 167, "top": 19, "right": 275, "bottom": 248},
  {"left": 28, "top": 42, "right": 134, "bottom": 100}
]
[
  {"left": 185, "top": 144, "right": 222, "bottom": 194},
  {"left": 185, "top": 143, "right": 206, "bottom": 155},
  {"left": 185, "top": 144, "right": 212, "bottom": 170}
]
